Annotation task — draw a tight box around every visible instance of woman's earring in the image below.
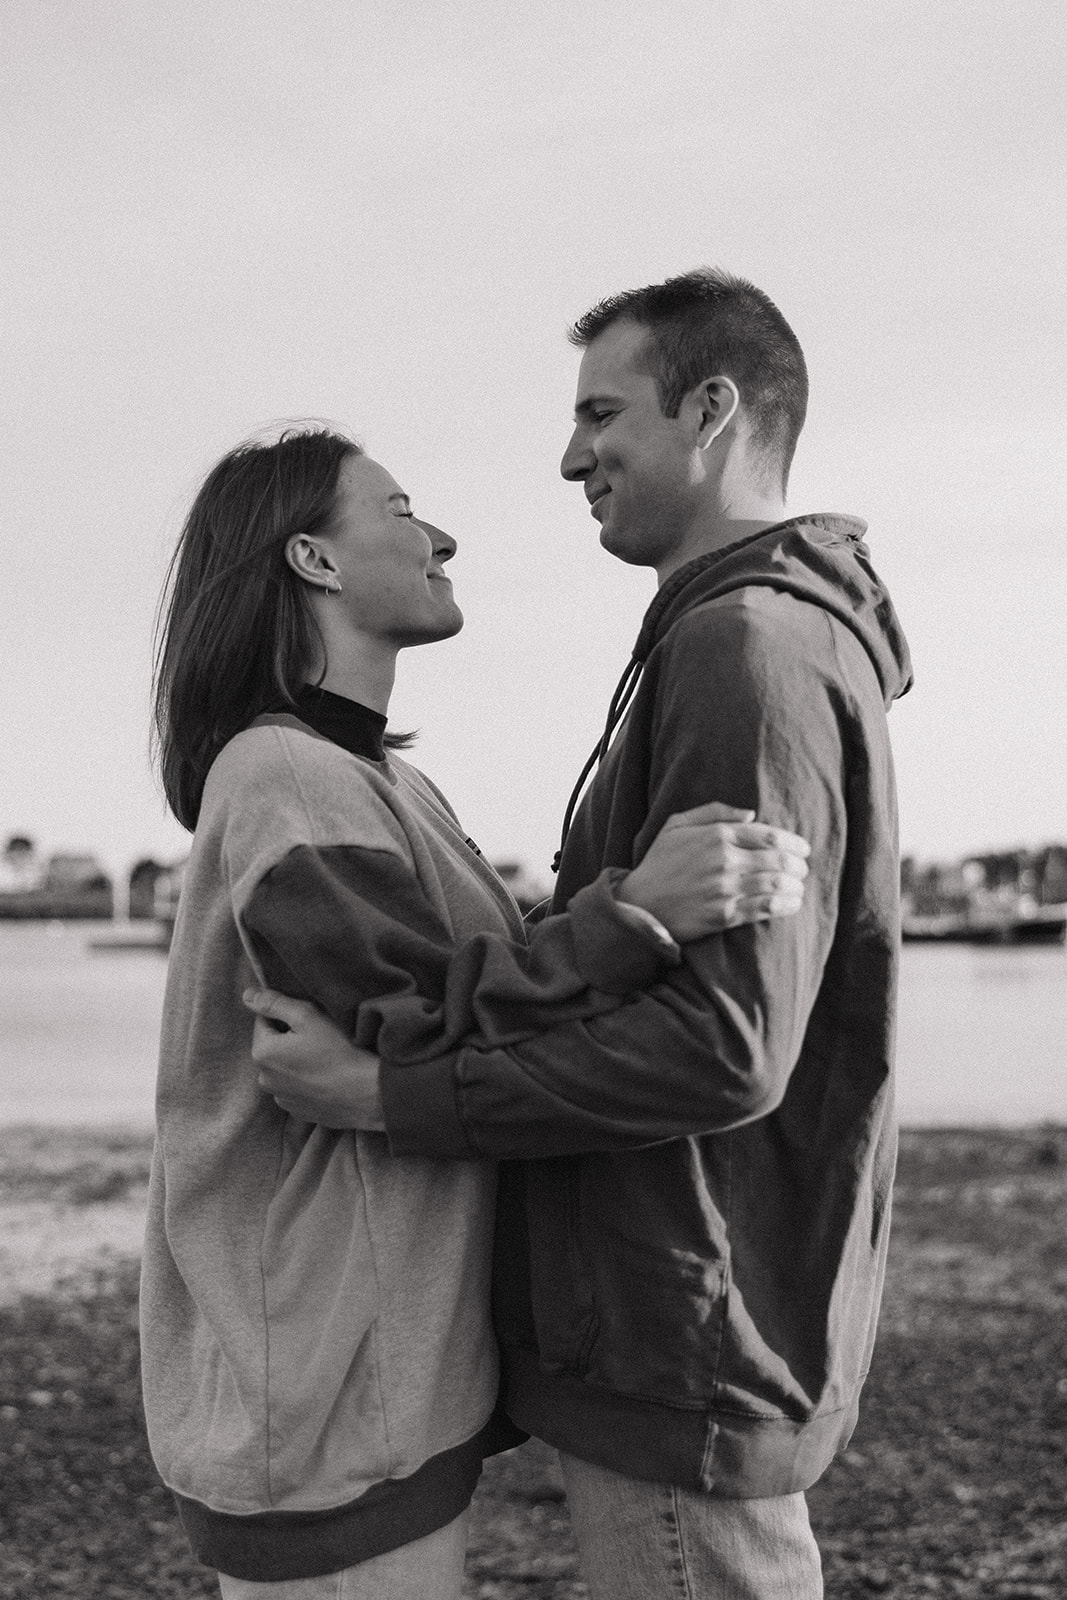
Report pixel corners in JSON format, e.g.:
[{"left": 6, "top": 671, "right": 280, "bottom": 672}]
[{"left": 326, "top": 579, "right": 342, "bottom": 596}]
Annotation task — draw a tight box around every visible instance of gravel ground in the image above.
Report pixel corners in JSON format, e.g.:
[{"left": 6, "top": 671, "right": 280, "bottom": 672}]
[{"left": 0, "top": 1125, "right": 1064, "bottom": 1599}]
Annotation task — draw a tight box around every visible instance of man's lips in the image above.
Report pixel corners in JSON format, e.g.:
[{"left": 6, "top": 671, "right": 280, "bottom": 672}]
[{"left": 587, "top": 488, "right": 610, "bottom": 519}]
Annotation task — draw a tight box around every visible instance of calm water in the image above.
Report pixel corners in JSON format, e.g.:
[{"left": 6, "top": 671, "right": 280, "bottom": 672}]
[{"left": 0, "top": 922, "right": 1064, "bottom": 1127}]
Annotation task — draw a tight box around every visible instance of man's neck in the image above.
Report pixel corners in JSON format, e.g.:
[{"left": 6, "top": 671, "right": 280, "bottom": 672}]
[{"left": 655, "top": 499, "right": 789, "bottom": 586}]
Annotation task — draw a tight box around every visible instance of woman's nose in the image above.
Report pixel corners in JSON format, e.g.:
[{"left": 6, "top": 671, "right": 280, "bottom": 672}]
[{"left": 421, "top": 520, "right": 455, "bottom": 560}]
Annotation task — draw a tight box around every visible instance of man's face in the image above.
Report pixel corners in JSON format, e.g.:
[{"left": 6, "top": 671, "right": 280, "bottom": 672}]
[{"left": 560, "top": 319, "right": 701, "bottom": 573}]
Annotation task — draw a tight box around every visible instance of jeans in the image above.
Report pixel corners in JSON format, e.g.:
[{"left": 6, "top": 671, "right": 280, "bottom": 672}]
[
  {"left": 216, "top": 1508, "right": 469, "bottom": 1600},
  {"left": 560, "top": 1454, "right": 823, "bottom": 1600}
]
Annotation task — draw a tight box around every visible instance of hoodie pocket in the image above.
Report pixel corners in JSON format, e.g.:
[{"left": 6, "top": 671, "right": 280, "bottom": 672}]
[
  {"left": 582, "top": 1223, "right": 729, "bottom": 1406},
  {"left": 523, "top": 1160, "right": 598, "bottom": 1372}
]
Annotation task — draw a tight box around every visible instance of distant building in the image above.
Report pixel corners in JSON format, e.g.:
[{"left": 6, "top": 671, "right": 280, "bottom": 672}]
[
  {"left": 901, "top": 840, "right": 1067, "bottom": 943},
  {"left": 0, "top": 834, "right": 42, "bottom": 892},
  {"left": 128, "top": 858, "right": 169, "bottom": 920},
  {"left": 44, "top": 852, "right": 109, "bottom": 891},
  {"left": 147, "top": 858, "right": 186, "bottom": 925},
  {"left": 0, "top": 844, "right": 113, "bottom": 920},
  {"left": 1035, "top": 845, "right": 1067, "bottom": 907}
]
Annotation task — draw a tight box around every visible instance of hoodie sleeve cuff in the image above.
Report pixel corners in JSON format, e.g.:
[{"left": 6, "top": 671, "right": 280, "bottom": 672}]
[
  {"left": 566, "top": 868, "right": 682, "bottom": 995},
  {"left": 379, "top": 1050, "right": 476, "bottom": 1158}
]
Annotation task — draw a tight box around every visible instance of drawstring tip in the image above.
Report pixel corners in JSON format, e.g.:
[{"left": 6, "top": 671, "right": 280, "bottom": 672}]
[{"left": 550, "top": 851, "right": 561, "bottom": 874}]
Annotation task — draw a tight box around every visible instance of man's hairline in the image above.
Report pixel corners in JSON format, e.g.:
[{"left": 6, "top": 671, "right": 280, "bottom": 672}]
[
  {"left": 575, "top": 314, "right": 751, "bottom": 430},
  {"left": 573, "top": 315, "right": 687, "bottom": 423}
]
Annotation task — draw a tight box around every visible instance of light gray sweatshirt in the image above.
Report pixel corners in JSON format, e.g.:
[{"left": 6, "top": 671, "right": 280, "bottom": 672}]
[{"left": 140, "top": 696, "right": 667, "bottom": 1582}]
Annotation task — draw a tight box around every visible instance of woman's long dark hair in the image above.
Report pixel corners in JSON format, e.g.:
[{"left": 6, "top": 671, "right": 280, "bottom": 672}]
[{"left": 154, "top": 426, "right": 359, "bottom": 830}]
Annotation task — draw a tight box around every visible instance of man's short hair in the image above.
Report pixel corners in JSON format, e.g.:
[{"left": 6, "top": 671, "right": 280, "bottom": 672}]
[{"left": 568, "top": 268, "right": 808, "bottom": 492}]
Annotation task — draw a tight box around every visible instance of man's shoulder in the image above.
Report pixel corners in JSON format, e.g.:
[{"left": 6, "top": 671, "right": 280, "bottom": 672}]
[{"left": 656, "top": 586, "right": 834, "bottom": 673}]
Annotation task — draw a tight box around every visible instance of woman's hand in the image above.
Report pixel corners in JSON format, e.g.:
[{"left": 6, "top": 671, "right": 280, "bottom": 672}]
[
  {"left": 242, "top": 989, "right": 385, "bottom": 1129},
  {"left": 618, "top": 802, "right": 810, "bottom": 943}
]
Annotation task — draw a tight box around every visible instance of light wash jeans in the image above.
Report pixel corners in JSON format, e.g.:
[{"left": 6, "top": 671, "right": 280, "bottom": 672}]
[
  {"left": 560, "top": 1454, "right": 823, "bottom": 1600},
  {"left": 216, "top": 1508, "right": 469, "bottom": 1600}
]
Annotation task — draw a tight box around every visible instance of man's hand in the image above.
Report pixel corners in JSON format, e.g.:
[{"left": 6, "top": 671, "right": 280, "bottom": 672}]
[
  {"left": 619, "top": 802, "right": 810, "bottom": 943},
  {"left": 242, "top": 989, "right": 385, "bottom": 1130}
]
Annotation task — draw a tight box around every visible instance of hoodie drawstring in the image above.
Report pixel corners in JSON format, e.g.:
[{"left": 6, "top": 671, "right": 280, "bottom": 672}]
[{"left": 551, "top": 654, "right": 644, "bottom": 874}]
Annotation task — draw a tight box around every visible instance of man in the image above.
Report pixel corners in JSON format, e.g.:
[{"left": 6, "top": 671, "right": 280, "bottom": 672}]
[{"left": 249, "top": 268, "right": 912, "bottom": 1597}]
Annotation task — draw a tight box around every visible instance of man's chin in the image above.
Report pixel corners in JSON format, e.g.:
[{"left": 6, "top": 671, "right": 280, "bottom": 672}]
[
  {"left": 437, "top": 604, "right": 465, "bottom": 639},
  {"left": 436, "top": 604, "right": 464, "bottom": 639},
  {"left": 598, "top": 522, "right": 645, "bottom": 567}
]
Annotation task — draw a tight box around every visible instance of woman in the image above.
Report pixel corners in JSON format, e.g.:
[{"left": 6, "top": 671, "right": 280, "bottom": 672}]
[{"left": 142, "top": 426, "right": 809, "bottom": 1599}]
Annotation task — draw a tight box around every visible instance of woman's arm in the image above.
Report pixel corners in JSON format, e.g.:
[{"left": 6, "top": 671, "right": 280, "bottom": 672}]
[{"left": 243, "top": 801, "right": 808, "bottom": 1128}]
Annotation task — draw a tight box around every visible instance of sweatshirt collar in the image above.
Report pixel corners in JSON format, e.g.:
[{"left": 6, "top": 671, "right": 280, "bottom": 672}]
[{"left": 290, "top": 684, "right": 387, "bottom": 762}]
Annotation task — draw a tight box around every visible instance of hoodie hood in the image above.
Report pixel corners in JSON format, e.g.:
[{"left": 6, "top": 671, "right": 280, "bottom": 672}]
[
  {"left": 551, "top": 512, "right": 912, "bottom": 872},
  {"left": 633, "top": 514, "right": 913, "bottom": 709}
]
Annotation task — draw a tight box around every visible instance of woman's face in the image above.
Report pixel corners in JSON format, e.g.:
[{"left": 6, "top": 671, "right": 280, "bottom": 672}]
[{"left": 322, "top": 454, "right": 463, "bottom": 648}]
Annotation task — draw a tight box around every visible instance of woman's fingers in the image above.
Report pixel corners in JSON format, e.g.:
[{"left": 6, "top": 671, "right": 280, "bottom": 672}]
[
  {"left": 711, "top": 849, "right": 810, "bottom": 887},
  {"left": 242, "top": 986, "right": 312, "bottom": 1034},
  {"left": 716, "top": 891, "right": 805, "bottom": 929},
  {"left": 661, "top": 803, "right": 756, "bottom": 828},
  {"left": 723, "top": 824, "right": 810, "bottom": 859},
  {"left": 659, "top": 809, "right": 810, "bottom": 862},
  {"left": 728, "top": 869, "right": 805, "bottom": 896}
]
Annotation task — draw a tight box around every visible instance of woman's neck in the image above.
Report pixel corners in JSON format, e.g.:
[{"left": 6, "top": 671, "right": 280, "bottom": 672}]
[
  {"left": 315, "top": 657, "right": 394, "bottom": 714},
  {"left": 305, "top": 629, "right": 396, "bottom": 715}
]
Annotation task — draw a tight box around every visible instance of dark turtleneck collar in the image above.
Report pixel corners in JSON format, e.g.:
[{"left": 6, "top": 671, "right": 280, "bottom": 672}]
[{"left": 290, "top": 684, "right": 388, "bottom": 763}]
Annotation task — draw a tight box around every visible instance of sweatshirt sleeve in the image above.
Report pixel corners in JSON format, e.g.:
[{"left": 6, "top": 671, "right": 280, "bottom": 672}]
[
  {"left": 380, "top": 594, "right": 850, "bottom": 1159},
  {"left": 241, "top": 849, "right": 678, "bottom": 1059},
  {"left": 224, "top": 730, "right": 684, "bottom": 1136}
]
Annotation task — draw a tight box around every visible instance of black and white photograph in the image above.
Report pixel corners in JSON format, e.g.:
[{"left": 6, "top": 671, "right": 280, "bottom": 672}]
[{"left": 1, "top": 3, "right": 1064, "bottom": 1596}]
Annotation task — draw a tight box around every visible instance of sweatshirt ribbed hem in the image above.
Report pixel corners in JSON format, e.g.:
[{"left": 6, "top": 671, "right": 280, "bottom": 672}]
[
  {"left": 503, "top": 1347, "right": 859, "bottom": 1499},
  {"left": 175, "top": 1412, "right": 522, "bottom": 1582}
]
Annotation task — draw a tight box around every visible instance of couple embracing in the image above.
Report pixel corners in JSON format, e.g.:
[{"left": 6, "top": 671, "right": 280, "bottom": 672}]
[{"left": 141, "top": 268, "right": 911, "bottom": 1599}]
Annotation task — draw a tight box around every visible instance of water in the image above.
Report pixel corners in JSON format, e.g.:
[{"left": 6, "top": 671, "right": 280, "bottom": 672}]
[
  {"left": 0, "top": 922, "right": 1064, "bottom": 1128},
  {"left": 894, "top": 939, "right": 1066, "bottom": 1125},
  {"left": 0, "top": 922, "right": 165, "bottom": 1126}
]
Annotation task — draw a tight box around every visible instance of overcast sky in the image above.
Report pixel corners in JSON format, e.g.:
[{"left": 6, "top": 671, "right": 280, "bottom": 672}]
[{"left": 2, "top": 0, "right": 1064, "bottom": 883}]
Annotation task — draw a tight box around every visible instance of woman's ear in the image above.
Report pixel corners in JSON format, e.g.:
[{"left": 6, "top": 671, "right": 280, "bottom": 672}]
[{"left": 285, "top": 535, "right": 337, "bottom": 590}]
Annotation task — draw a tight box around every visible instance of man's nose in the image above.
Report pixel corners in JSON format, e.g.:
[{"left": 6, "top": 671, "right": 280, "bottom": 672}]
[{"left": 560, "top": 427, "right": 592, "bottom": 481}]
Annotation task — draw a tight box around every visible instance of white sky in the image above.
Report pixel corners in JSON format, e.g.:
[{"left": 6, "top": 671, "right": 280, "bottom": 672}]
[{"left": 2, "top": 0, "right": 1065, "bottom": 883}]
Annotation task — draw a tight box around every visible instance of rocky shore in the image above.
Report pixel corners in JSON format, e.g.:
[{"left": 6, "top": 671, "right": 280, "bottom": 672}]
[{"left": 0, "top": 1124, "right": 1064, "bottom": 1599}]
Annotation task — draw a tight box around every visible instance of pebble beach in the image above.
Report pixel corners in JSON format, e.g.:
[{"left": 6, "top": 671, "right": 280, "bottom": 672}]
[{"left": 0, "top": 1123, "right": 1065, "bottom": 1598}]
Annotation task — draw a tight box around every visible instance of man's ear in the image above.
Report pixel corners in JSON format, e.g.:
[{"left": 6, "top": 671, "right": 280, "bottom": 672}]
[
  {"left": 285, "top": 534, "right": 337, "bottom": 589},
  {"left": 690, "top": 375, "right": 740, "bottom": 451}
]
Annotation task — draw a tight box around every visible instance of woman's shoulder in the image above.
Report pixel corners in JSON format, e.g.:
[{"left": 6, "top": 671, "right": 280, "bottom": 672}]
[
  {"left": 385, "top": 753, "right": 464, "bottom": 824},
  {"left": 203, "top": 716, "right": 322, "bottom": 798},
  {"left": 204, "top": 717, "right": 415, "bottom": 857}
]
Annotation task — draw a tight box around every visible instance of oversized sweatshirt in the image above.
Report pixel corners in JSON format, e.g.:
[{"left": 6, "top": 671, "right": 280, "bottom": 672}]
[
  {"left": 376, "top": 514, "right": 914, "bottom": 1498},
  {"left": 140, "top": 688, "right": 677, "bottom": 1582}
]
